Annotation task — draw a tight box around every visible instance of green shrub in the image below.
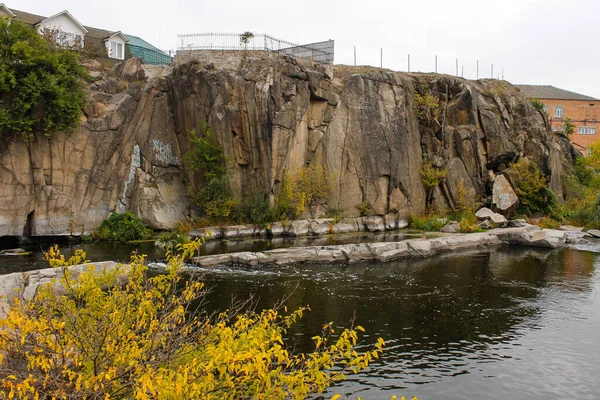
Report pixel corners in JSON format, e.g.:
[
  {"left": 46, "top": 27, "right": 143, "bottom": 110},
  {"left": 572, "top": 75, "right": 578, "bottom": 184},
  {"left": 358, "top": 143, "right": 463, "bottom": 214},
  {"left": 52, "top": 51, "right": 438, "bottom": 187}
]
[
  {"left": 529, "top": 98, "right": 546, "bottom": 112},
  {"left": 273, "top": 165, "right": 330, "bottom": 221},
  {"left": 94, "top": 212, "right": 153, "bottom": 243},
  {"left": 409, "top": 214, "right": 446, "bottom": 231},
  {"left": 184, "top": 124, "right": 227, "bottom": 181},
  {"left": 456, "top": 208, "right": 479, "bottom": 233},
  {"left": 155, "top": 231, "right": 189, "bottom": 253},
  {"left": 184, "top": 124, "right": 237, "bottom": 219},
  {"left": 234, "top": 190, "right": 272, "bottom": 225},
  {"left": 0, "top": 18, "right": 86, "bottom": 139},
  {"left": 511, "top": 159, "right": 563, "bottom": 220},
  {"left": 420, "top": 161, "right": 447, "bottom": 190},
  {"left": 191, "top": 175, "right": 237, "bottom": 219},
  {"left": 325, "top": 207, "right": 344, "bottom": 223},
  {"left": 356, "top": 200, "right": 373, "bottom": 216},
  {"left": 414, "top": 92, "right": 440, "bottom": 121}
]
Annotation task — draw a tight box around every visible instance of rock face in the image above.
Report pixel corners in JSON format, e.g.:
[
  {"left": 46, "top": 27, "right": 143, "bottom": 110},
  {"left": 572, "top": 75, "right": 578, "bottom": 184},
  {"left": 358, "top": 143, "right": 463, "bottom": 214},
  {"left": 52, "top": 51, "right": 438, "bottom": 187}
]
[{"left": 0, "top": 52, "right": 576, "bottom": 236}]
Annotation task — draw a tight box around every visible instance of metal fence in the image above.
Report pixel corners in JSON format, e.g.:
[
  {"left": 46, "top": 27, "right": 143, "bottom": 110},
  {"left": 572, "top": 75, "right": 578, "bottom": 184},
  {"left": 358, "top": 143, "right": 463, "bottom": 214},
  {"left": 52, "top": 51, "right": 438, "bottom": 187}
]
[
  {"left": 176, "top": 33, "right": 334, "bottom": 64},
  {"left": 125, "top": 44, "right": 173, "bottom": 65}
]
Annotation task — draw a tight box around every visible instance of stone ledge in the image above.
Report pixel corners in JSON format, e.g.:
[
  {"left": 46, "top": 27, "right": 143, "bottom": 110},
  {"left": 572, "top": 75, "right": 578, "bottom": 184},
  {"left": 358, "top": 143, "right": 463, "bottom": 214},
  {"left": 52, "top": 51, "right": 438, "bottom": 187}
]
[
  {"left": 190, "top": 225, "right": 579, "bottom": 268},
  {"left": 189, "top": 214, "right": 410, "bottom": 241}
]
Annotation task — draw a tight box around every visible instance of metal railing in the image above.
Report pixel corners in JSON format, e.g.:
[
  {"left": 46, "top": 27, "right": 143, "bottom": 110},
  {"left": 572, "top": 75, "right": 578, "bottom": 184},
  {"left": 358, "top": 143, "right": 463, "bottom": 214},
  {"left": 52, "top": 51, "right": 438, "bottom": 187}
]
[{"left": 176, "top": 33, "right": 334, "bottom": 64}]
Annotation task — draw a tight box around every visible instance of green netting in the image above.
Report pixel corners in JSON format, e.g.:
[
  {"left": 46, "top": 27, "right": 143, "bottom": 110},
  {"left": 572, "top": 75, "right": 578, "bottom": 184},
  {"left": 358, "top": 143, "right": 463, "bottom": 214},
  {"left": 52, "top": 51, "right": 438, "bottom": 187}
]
[{"left": 125, "top": 44, "right": 172, "bottom": 65}]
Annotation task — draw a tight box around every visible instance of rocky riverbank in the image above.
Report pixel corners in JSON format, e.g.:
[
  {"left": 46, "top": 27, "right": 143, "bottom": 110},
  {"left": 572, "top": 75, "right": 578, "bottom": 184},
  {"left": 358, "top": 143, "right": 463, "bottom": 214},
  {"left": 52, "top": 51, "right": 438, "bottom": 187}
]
[{"left": 1, "top": 224, "right": 592, "bottom": 318}]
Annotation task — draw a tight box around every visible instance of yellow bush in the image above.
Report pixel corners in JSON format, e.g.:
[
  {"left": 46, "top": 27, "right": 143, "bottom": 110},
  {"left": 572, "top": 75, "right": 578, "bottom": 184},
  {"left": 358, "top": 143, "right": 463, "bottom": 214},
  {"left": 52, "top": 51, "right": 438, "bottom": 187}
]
[
  {"left": 0, "top": 241, "right": 383, "bottom": 399},
  {"left": 274, "top": 164, "right": 331, "bottom": 220}
]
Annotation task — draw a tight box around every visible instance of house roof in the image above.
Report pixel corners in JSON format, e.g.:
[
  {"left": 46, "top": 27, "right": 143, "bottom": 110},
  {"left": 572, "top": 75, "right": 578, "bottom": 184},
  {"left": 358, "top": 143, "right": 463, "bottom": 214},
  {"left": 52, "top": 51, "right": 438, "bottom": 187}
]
[
  {"left": 103, "top": 31, "right": 129, "bottom": 42},
  {"left": 9, "top": 8, "right": 45, "bottom": 25},
  {"left": 37, "top": 10, "right": 88, "bottom": 34},
  {"left": 124, "top": 34, "right": 163, "bottom": 53},
  {"left": 515, "top": 85, "right": 599, "bottom": 101},
  {"left": 0, "top": 3, "right": 16, "bottom": 17}
]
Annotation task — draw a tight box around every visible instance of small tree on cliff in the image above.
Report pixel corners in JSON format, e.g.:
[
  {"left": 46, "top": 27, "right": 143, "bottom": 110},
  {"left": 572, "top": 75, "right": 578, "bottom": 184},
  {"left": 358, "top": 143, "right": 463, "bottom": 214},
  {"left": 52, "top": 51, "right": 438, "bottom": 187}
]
[{"left": 0, "top": 18, "right": 86, "bottom": 139}]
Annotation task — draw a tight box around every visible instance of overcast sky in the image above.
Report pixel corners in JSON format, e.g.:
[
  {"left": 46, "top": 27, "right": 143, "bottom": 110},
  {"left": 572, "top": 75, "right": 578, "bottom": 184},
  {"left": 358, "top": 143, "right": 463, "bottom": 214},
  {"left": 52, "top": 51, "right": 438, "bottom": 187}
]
[{"left": 14, "top": 0, "right": 600, "bottom": 98}]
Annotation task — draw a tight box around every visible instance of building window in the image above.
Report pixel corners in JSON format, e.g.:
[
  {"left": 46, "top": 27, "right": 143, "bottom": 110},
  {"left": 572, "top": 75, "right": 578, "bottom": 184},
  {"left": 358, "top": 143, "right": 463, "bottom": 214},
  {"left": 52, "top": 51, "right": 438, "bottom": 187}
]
[
  {"left": 110, "top": 41, "right": 124, "bottom": 60},
  {"left": 578, "top": 127, "right": 596, "bottom": 135},
  {"left": 554, "top": 106, "right": 564, "bottom": 118},
  {"left": 542, "top": 105, "right": 548, "bottom": 115}
]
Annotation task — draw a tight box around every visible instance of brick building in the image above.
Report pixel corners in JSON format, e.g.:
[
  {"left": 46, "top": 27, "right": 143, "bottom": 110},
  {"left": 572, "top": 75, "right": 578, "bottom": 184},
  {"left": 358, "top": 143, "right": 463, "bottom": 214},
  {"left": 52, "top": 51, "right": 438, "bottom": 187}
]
[{"left": 515, "top": 85, "right": 600, "bottom": 155}]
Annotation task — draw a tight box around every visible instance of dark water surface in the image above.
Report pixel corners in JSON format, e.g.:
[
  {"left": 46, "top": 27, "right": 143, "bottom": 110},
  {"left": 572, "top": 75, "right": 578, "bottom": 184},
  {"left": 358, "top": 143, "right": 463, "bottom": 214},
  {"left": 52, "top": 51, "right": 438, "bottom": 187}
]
[
  {"left": 1, "top": 238, "right": 598, "bottom": 399},
  {"left": 194, "top": 246, "right": 599, "bottom": 399}
]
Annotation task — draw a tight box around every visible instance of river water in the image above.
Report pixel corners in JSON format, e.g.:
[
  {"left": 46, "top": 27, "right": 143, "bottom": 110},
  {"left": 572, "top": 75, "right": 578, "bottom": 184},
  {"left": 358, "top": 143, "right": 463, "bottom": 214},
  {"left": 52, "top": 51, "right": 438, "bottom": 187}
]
[
  {"left": 195, "top": 245, "right": 599, "bottom": 399},
  {"left": 1, "top": 239, "right": 598, "bottom": 399}
]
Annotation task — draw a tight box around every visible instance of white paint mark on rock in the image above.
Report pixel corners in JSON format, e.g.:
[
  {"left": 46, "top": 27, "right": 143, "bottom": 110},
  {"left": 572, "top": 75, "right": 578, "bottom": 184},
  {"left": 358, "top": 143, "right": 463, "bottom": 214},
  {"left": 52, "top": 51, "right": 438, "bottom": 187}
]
[
  {"left": 119, "top": 144, "right": 141, "bottom": 213},
  {"left": 152, "top": 140, "right": 179, "bottom": 165}
]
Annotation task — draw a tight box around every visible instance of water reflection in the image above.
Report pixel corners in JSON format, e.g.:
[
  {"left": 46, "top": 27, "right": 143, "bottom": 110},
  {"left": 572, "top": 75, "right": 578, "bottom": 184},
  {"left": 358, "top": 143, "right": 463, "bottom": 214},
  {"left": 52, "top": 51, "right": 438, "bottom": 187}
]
[{"left": 195, "top": 246, "right": 599, "bottom": 399}]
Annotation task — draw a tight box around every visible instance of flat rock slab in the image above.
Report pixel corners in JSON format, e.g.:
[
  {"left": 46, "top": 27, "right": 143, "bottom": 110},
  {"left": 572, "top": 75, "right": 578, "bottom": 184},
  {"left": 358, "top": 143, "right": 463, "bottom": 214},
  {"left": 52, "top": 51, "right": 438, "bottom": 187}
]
[
  {"left": 191, "top": 225, "right": 551, "bottom": 268},
  {"left": 559, "top": 225, "right": 584, "bottom": 232}
]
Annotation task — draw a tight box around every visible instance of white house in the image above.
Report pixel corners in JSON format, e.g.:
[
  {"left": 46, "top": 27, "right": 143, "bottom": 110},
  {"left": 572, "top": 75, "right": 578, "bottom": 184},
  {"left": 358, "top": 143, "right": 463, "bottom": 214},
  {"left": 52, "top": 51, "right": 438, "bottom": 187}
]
[
  {"left": 35, "top": 10, "right": 88, "bottom": 47},
  {"left": 103, "top": 31, "right": 129, "bottom": 60},
  {"left": 0, "top": 3, "right": 15, "bottom": 18}
]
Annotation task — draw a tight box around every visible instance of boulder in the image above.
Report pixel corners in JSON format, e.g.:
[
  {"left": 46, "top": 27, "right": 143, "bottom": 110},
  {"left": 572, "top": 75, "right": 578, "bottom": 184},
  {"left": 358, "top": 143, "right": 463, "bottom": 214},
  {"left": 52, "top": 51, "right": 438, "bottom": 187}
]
[
  {"left": 508, "top": 219, "right": 528, "bottom": 228},
  {"left": 398, "top": 217, "right": 409, "bottom": 229},
  {"left": 309, "top": 218, "right": 334, "bottom": 235},
  {"left": 440, "top": 221, "right": 461, "bottom": 233},
  {"left": 586, "top": 229, "right": 600, "bottom": 238},
  {"left": 190, "top": 226, "right": 222, "bottom": 240},
  {"left": 475, "top": 207, "right": 508, "bottom": 227},
  {"left": 496, "top": 226, "right": 562, "bottom": 248},
  {"left": 328, "top": 222, "right": 352, "bottom": 233},
  {"left": 489, "top": 213, "right": 508, "bottom": 226},
  {"left": 477, "top": 220, "right": 492, "bottom": 229},
  {"left": 267, "top": 222, "right": 285, "bottom": 237},
  {"left": 116, "top": 57, "right": 146, "bottom": 82},
  {"left": 384, "top": 212, "right": 398, "bottom": 230},
  {"left": 475, "top": 207, "right": 495, "bottom": 221},
  {"left": 285, "top": 220, "right": 311, "bottom": 236},
  {"left": 362, "top": 216, "right": 385, "bottom": 232},
  {"left": 492, "top": 175, "right": 519, "bottom": 216}
]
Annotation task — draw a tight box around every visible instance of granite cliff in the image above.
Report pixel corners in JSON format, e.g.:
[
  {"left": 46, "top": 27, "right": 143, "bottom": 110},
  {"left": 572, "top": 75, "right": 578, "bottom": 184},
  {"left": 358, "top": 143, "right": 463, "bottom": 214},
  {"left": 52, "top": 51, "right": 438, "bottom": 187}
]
[{"left": 0, "top": 53, "right": 576, "bottom": 237}]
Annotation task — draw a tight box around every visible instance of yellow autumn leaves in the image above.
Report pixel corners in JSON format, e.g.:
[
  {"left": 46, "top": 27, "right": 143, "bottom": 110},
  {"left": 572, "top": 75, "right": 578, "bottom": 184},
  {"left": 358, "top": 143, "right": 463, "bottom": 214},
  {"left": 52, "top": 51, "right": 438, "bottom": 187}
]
[{"left": 0, "top": 240, "right": 386, "bottom": 399}]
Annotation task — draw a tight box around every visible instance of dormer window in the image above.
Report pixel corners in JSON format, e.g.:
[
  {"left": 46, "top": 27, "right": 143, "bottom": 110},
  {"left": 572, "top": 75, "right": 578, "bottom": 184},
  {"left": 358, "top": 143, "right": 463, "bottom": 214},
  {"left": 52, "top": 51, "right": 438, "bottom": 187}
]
[{"left": 104, "top": 31, "right": 129, "bottom": 60}]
